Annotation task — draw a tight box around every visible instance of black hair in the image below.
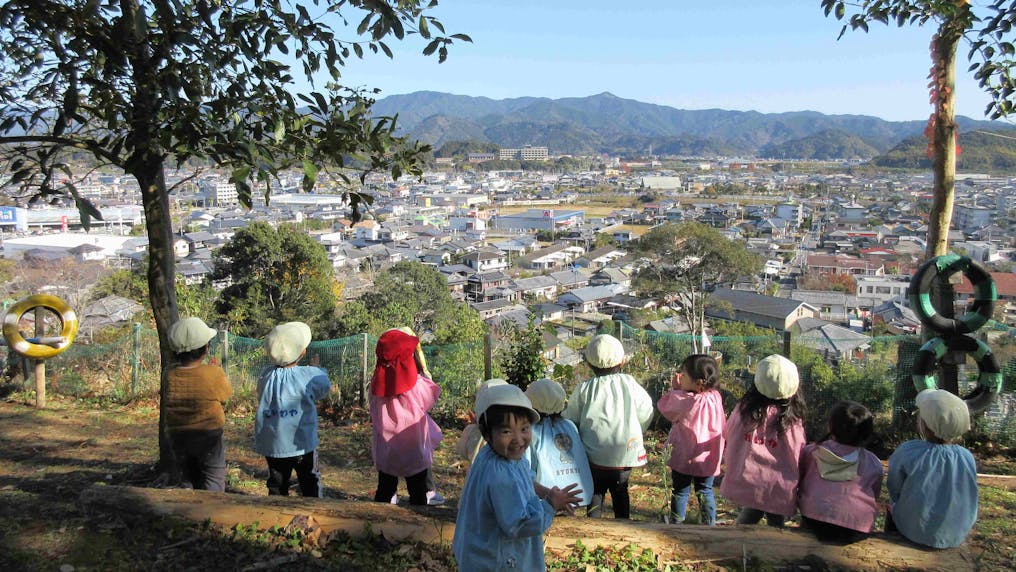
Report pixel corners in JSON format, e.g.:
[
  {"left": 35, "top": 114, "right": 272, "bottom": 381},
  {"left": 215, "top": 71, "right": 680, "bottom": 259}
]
[
  {"left": 590, "top": 364, "right": 622, "bottom": 376},
  {"left": 680, "top": 354, "right": 720, "bottom": 390},
  {"left": 736, "top": 384, "right": 808, "bottom": 436},
  {"left": 825, "top": 400, "right": 874, "bottom": 446},
  {"left": 173, "top": 344, "right": 208, "bottom": 364},
  {"left": 479, "top": 404, "right": 536, "bottom": 441}
]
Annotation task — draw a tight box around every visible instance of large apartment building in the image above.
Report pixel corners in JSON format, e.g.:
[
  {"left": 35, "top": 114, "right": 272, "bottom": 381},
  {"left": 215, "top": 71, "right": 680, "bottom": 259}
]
[{"left": 499, "top": 146, "right": 549, "bottom": 161}]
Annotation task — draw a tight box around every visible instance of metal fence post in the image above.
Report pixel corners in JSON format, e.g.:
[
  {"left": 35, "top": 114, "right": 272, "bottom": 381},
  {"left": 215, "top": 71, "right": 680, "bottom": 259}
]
[
  {"left": 131, "top": 323, "right": 141, "bottom": 396},
  {"left": 222, "top": 327, "right": 230, "bottom": 375},
  {"left": 782, "top": 330, "right": 792, "bottom": 359}
]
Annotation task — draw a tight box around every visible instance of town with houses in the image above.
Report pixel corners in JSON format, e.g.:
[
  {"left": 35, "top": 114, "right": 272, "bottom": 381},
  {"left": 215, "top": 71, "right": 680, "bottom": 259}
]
[{"left": 3, "top": 154, "right": 1016, "bottom": 367}]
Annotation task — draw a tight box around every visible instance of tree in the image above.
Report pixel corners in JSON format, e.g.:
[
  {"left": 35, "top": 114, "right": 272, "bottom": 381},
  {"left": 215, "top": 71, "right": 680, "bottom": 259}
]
[
  {"left": 498, "top": 319, "right": 546, "bottom": 391},
  {"left": 211, "top": 222, "right": 338, "bottom": 338},
  {"left": 335, "top": 261, "right": 485, "bottom": 344},
  {"left": 823, "top": 0, "right": 1015, "bottom": 400},
  {"left": 0, "top": 0, "right": 467, "bottom": 469},
  {"left": 633, "top": 222, "right": 762, "bottom": 351}
]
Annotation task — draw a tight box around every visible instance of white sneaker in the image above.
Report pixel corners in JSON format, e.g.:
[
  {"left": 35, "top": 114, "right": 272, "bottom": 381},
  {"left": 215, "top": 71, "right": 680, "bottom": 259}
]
[
  {"left": 427, "top": 491, "right": 445, "bottom": 506},
  {"left": 390, "top": 494, "right": 398, "bottom": 505}
]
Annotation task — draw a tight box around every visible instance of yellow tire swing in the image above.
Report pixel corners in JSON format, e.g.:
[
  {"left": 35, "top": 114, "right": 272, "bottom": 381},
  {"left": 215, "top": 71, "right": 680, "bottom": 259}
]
[
  {"left": 907, "top": 254, "right": 1001, "bottom": 413},
  {"left": 2, "top": 294, "right": 78, "bottom": 408}
]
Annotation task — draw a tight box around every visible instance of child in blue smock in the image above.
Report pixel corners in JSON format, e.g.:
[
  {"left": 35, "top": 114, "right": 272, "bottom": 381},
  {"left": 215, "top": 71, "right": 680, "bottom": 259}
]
[
  {"left": 886, "top": 389, "right": 978, "bottom": 548},
  {"left": 453, "top": 384, "right": 581, "bottom": 572},
  {"left": 524, "top": 378, "right": 593, "bottom": 508},
  {"left": 254, "top": 322, "right": 331, "bottom": 497}
]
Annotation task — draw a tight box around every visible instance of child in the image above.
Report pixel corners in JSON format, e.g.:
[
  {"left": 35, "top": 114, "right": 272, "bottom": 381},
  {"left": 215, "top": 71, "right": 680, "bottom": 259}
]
[
  {"left": 254, "top": 322, "right": 331, "bottom": 497},
  {"left": 369, "top": 327, "right": 443, "bottom": 506},
  {"left": 165, "top": 317, "right": 232, "bottom": 492},
  {"left": 456, "top": 378, "right": 509, "bottom": 467},
  {"left": 720, "top": 354, "right": 806, "bottom": 527},
  {"left": 798, "top": 400, "right": 883, "bottom": 543},
  {"left": 524, "top": 378, "right": 594, "bottom": 507},
  {"left": 657, "top": 354, "right": 724, "bottom": 525},
  {"left": 563, "top": 334, "right": 654, "bottom": 519},
  {"left": 452, "top": 383, "right": 580, "bottom": 571},
  {"left": 886, "top": 389, "right": 978, "bottom": 548}
]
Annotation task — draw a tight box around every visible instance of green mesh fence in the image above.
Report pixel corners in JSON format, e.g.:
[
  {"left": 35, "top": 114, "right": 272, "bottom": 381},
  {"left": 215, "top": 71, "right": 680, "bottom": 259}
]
[{"left": 5, "top": 321, "right": 1015, "bottom": 446}]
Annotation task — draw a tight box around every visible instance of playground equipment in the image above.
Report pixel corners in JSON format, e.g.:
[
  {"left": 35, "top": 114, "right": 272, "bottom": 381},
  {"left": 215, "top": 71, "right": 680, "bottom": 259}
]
[
  {"left": 907, "top": 254, "right": 1001, "bottom": 413},
  {"left": 1, "top": 294, "right": 79, "bottom": 407}
]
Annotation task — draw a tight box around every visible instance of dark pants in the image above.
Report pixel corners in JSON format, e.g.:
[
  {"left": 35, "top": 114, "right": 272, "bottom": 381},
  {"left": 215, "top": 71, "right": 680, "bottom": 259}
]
[
  {"left": 671, "top": 471, "right": 716, "bottom": 525},
  {"left": 265, "top": 451, "right": 321, "bottom": 497},
  {"left": 374, "top": 468, "right": 429, "bottom": 506},
  {"left": 170, "top": 429, "right": 226, "bottom": 492},
  {"left": 736, "top": 507, "right": 785, "bottom": 527},
  {"left": 802, "top": 516, "right": 867, "bottom": 544},
  {"left": 587, "top": 467, "right": 632, "bottom": 519}
]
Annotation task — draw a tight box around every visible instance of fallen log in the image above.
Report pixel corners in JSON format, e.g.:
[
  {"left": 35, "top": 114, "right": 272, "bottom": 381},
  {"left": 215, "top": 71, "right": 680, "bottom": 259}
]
[{"left": 80, "top": 485, "right": 974, "bottom": 571}]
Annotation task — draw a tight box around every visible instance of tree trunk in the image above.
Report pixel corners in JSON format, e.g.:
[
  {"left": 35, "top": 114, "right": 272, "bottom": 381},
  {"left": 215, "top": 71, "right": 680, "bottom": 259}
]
[
  {"left": 79, "top": 485, "right": 974, "bottom": 571},
  {"left": 921, "top": 6, "right": 967, "bottom": 396},
  {"left": 138, "top": 165, "right": 180, "bottom": 472},
  {"left": 122, "top": 0, "right": 179, "bottom": 473}
]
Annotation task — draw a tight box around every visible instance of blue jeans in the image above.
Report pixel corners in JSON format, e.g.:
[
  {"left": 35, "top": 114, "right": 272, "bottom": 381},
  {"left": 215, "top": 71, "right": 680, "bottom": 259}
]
[{"left": 670, "top": 471, "right": 716, "bottom": 525}]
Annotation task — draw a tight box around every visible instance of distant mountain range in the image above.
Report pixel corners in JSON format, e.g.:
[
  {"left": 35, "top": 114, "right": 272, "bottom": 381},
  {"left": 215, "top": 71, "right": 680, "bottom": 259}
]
[{"left": 371, "top": 91, "right": 1014, "bottom": 160}]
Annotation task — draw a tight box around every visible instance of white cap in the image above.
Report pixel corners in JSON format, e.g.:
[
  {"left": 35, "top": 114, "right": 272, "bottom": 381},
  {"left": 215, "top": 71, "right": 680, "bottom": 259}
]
[
  {"left": 754, "top": 354, "right": 800, "bottom": 400},
  {"left": 916, "top": 389, "right": 970, "bottom": 441},
  {"left": 526, "top": 378, "right": 566, "bottom": 414},
  {"left": 264, "top": 322, "right": 312, "bottom": 366},
  {"left": 478, "top": 383, "right": 539, "bottom": 424},
  {"left": 168, "top": 317, "right": 217, "bottom": 353},
  {"left": 585, "top": 334, "right": 625, "bottom": 369},
  {"left": 474, "top": 378, "right": 509, "bottom": 415}
]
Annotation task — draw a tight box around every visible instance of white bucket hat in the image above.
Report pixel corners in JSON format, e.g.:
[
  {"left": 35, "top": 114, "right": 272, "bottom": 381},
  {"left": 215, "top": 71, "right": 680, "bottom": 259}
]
[
  {"left": 916, "top": 389, "right": 970, "bottom": 441},
  {"left": 474, "top": 378, "right": 509, "bottom": 415},
  {"left": 526, "top": 378, "right": 566, "bottom": 415},
  {"left": 585, "top": 334, "right": 625, "bottom": 369},
  {"left": 264, "top": 322, "right": 312, "bottom": 366},
  {"left": 168, "top": 317, "right": 217, "bottom": 353},
  {"left": 754, "top": 354, "right": 800, "bottom": 400},
  {"left": 478, "top": 383, "right": 539, "bottom": 424}
]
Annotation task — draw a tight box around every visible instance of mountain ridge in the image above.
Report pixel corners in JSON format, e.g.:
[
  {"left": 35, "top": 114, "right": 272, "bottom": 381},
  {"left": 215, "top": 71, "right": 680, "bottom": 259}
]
[{"left": 371, "top": 91, "right": 1011, "bottom": 158}]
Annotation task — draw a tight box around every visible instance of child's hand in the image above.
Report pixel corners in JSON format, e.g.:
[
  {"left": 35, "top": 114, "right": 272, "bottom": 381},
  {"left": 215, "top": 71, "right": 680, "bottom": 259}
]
[
  {"left": 547, "top": 483, "right": 583, "bottom": 514},
  {"left": 309, "top": 353, "right": 321, "bottom": 366},
  {"left": 208, "top": 356, "right": 220, "bottom": 366}
]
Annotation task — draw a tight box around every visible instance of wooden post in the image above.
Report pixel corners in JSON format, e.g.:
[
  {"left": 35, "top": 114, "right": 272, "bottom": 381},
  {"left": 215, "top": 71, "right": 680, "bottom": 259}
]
[
  {"left": 484, "top": 332, "right": 493, "bottom": 380},
  {"left": 33, "top": 306, "right": 45, "bottom": 408},
  {"left": 782, "top": 330, "right": 792, "bottom": 359},
  {"left": 131, "top": 323, "right": 141, "bottom": 396},
  {"left": 360, "top": 333, "right": 368, "bottom": 407},
  {"left": 222, "top": 327, "right": 230, "bottom": 375}
]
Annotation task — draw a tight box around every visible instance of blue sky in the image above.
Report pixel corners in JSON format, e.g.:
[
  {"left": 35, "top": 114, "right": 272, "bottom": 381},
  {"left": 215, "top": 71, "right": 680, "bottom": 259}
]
[{"left": 335, "top": 1, "right": 998, "bottom": 122}]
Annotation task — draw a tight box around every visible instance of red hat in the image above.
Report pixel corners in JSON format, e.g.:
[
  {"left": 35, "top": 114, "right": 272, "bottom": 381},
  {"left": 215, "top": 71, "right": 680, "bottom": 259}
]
[{"left": 371, "top": 329, "right": 420, "bottom": 397}]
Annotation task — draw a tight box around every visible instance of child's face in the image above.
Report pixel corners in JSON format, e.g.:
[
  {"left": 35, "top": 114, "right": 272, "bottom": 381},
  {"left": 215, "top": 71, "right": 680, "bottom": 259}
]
[
  {"left": 678, "top": 368, "right": 699, "bottom": 392},
  {"left": 488, "top": 413, "right": 532, "bottom": 460}
]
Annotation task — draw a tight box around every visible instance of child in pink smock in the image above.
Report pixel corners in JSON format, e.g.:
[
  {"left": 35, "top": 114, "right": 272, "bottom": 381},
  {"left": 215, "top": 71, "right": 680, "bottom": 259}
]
[
  {"left": 370, "top": 328, "right": 443, "bottom": 506},
  {"left": 720, "top": 354, "right": 807, "bottom": 527},
  {"left": 657, "top": 354, "right": 725, "bottom": 525},
  {"left": 798, "top": 400, "right": 883, "bottom": 543}
]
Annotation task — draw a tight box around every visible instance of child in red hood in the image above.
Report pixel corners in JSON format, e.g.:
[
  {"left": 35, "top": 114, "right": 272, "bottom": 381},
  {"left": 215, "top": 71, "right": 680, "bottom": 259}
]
[{"left": 369, "top": 327, "right": 443, "bottom": 506}]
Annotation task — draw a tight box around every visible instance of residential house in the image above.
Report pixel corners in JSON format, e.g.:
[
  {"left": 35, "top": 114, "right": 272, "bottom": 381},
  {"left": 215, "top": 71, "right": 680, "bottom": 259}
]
[
  {"left": 871, "top": 299, "right": 921, "bottom": 334},
  {"left": 518, "top": 243, "right": 583, "bottom": 271},
  {"left": 550, "top": 268, "right": 592, "bottom": 291},
  {"left": 556, "top": 284, "right": 626, "bottom": 313},
  {"left": 576, "top": 245, "right": 627, "bottom": 269},
  {"left": 806, "top": 253, "right": 884, "bottom": 277},
  {"left": 793, "top": 318, "right": 871, "bottom": 361},
  {"left": 466, "top": 271, "right": 512, "bottom": 302},
  {"left": 470, "top": 298, "right": 516, "bottom": 320},
  {"left": 854, "top": 275, "right": 912, "bottom": 309},
  {"left": 510, "top": 275, "right": 559, "bottom": 301},
  {"left": 462, "top": 250, "right": 509, "bottom": 273},
  {"left": 707, "top": 288, "right": 820, "bottom": 331},
  {"left": 589, "top": 267, "right": 631, "bottom": 289},
  {"left": 789, "top": 290, "right": 864, "bottom": 324},
  {"left": 954, "top": 271, "right": 1016, "bottom": 325}
]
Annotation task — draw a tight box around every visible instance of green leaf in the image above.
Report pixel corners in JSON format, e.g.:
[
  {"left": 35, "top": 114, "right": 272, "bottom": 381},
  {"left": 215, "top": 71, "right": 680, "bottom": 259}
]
[
  {"left": 302, "top": 159, "right": 318, "bottom": 192},
  {"left": 835, "top": 3, "right": 845, "bottom": 20},
  {"left": 273, "top": 119, "right": 285, "bottom": 143},
  {"left": 419, "top": 16, "right": 430, "bottom": 39}
]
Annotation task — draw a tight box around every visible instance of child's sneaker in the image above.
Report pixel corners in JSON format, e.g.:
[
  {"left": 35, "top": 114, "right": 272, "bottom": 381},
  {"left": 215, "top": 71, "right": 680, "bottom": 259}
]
[
  {"left": 390, "top": 494, "right": 398, "bottom": 505},
  {"left": 427, "top": 491, "right": 445, "bottom": 506}
]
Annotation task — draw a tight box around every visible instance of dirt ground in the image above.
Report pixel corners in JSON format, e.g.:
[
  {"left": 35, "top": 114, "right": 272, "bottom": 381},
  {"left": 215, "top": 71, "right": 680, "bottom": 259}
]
[{"left": 0, "top": 395, "right": 1014, "bottom": 571}]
